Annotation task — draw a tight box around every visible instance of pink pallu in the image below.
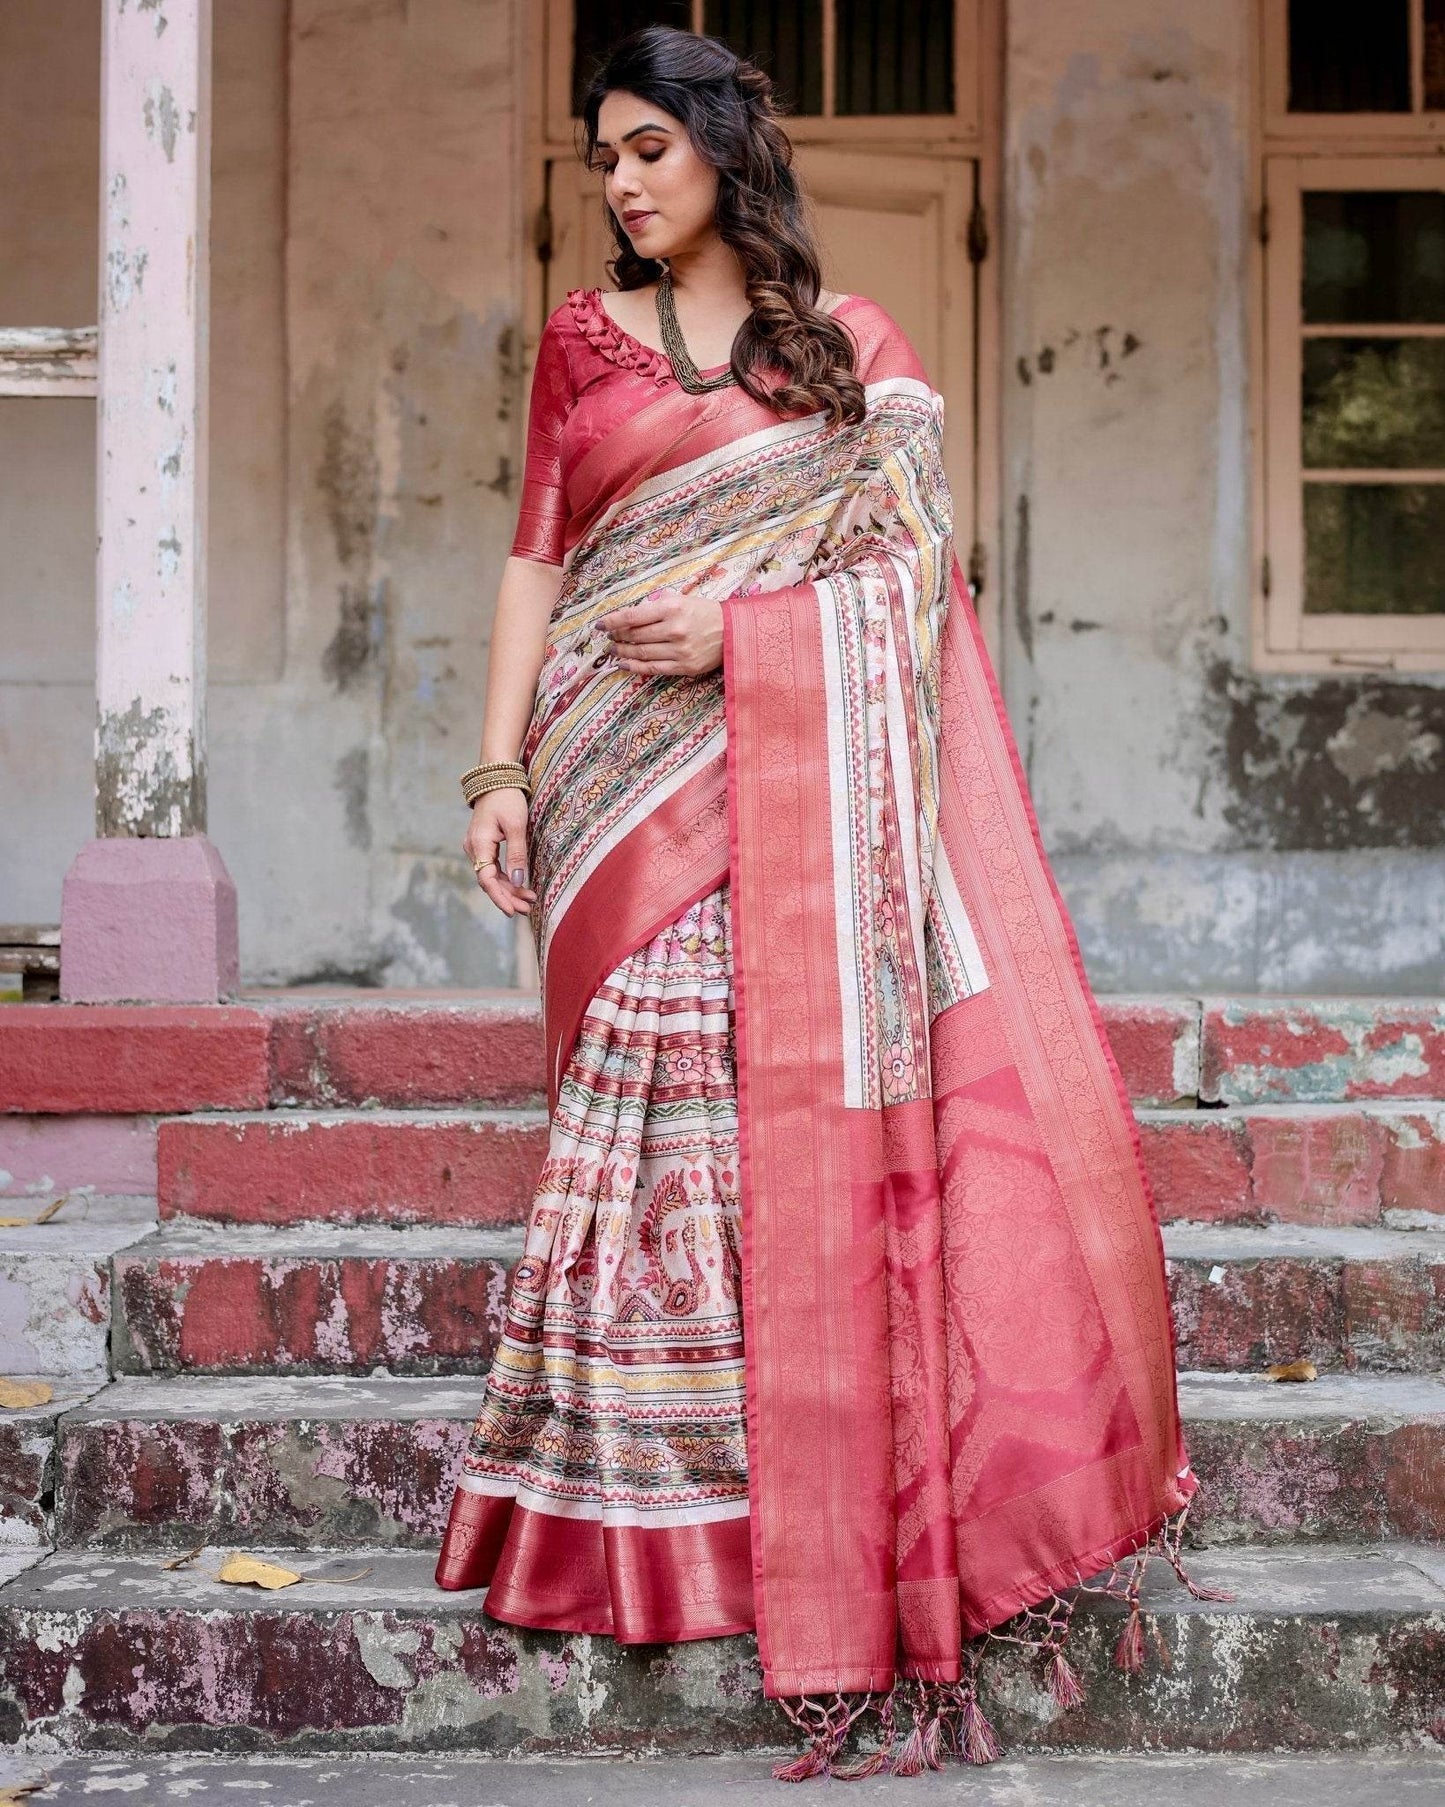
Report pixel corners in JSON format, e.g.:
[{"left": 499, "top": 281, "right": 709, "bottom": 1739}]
[{"left": 521, "top": 297, "right": 1196, "bottom": 1710}]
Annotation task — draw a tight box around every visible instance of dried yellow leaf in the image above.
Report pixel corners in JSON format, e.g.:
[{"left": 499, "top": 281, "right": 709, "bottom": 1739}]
[
  {"left": 215, "top": 1554, "right": 303, "bottom": 1590},
  {"left": 1267, "top": 1358, "right": 1318, "bottom": 1383},
  {"left": 0, "top": 1777, "right": 48, "bottom": 1802},
  {"left": 0, "top": 1380, "right": 53, "bottom": 1410},
  {"left": 0, "top": 1195, "right": 70, "bottom": 1230}
]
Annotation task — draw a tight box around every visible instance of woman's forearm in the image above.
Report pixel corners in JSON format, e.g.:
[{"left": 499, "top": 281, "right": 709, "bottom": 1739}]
[{"left": 478, "top": 555, "right": 564, "bottom": 762}]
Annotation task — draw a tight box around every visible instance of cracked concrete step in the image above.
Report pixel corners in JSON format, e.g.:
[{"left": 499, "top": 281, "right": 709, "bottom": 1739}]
[
  {"left": 4, "top": 1752, "right": 1445, "bottom": 1805},
  {"left": 46, "top": 1371, "right": 1445, "bottom": 1551},
  {"left": 0, "top": 1380, "right": 106, "bottom": 1549},
  {"left": 111, "top": 1222, "right": 524, "bottom": 1376},
  {"left": 1139, "top": 1103, "right": 1443, "bottom": 1228},
  {"left": 0, "top": 1195, "right": 155, "bottom": 1377},
  {"left": 158, "top": 1108, "right": 549, "bottom": 1227},
  {"left": 108, "top": 1220, "right": 1445, "bottom": 1379},
  {"left": 0, "top": 1543, "right": 1441, "bottom": 1754},
  {"left": 1177, "top": 1372, "right": 1445, "bottom": 1544},
  {"left": 1164, "top": 1222, "right": 1445, "bottom": 1372}
]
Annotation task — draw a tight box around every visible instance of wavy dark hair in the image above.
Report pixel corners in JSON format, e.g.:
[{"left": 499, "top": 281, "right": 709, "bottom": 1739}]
[{"left": 579, "top": 26, "right": 867, "bottom": 426}]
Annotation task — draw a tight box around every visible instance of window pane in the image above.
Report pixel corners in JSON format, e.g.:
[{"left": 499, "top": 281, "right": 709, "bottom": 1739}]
[
  {"left": 836, "top": 0, "right": 953, "bottom": 115},
  {"left": 1427, "top": 0, "right": 1445, "bottom": 110},
  {"left": 1304, "top": 483, "right": 1445, "bottom": 613},
  {"left": 704, "top": 0, "right": 823, "bottom": 115},
  {"left": 1303, "top": 191, "right": 1445, "bottom": 324},
  {"left": 1288, "top": 0, "right": 1410, "bottom": 112},
  {"left": 573, "top": 2, "right": 692, "bottom": 117},
  {"left": 1303, "top": 339, "right": 1445, "bottom": 468}
]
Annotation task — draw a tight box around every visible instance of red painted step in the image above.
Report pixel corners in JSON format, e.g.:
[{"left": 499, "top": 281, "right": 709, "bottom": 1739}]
[
  {"left": 156, "top": 1102, "right": 1442, "bottom": 1230},
  {"left": 0, "top": 1005, "right": 268, "bottom": 1113},
  {"left": 1201, "top": 999, "right": 1445, "bottom": 1105},
  {"left": 111, "top": 1221, "right": 1445, "bottom": 1378},
  {"left": 112, "top": 1225, "right": 520, "bottom": 1374},
  {"left": 1139, "top": 1105, "right": 1444, "bottom": 1227},
  {"left": 257, "top": 990, "right": 546, "bottom": 1109},
  {"left": 48, "top": 1373, "right": 1445, "bottom": 1552},
  {"left": 158, "top": 1110, "right": 547, "bottom": 1228},
  {"left": 1165, "top": 1225, "right": 1445, "bottom": 1372},
  {"left": 7, "top": 995, "right": 1443, "bottom": 1116}
]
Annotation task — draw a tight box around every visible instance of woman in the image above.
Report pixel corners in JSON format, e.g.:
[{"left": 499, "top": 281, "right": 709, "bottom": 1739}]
[{"left": 437, "top": 24, "right": 1215, "bottom": 1779}]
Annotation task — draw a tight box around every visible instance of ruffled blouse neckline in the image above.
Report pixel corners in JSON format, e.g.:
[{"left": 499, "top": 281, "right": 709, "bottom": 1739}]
[{"left": 567, "top": 286, "right": 732, "bottom": 386}]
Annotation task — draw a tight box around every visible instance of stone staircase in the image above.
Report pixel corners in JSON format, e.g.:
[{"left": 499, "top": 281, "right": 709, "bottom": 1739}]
[{"left": 0, "top": 992, "right": 1442, "bottom": 1771}]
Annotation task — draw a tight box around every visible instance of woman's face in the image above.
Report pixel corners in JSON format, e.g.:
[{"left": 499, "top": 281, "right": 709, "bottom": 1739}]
[{"left": 593, "top": 89, "right": 720, "bottom": 261}]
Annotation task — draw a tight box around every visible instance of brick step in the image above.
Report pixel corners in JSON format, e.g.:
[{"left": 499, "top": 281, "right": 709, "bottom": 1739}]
[
  {"left": 0, "top": 1196, "right": 155, "bottom": 1377},
  {"left": 0, "top": 1542, "right": 1441, "bottom": 1753},
  {"left": 158, "top": 1109, "right": 548, "bottom": 1228},
  {"left": 155, "top": 1101, "right": 1443, "bottom": 1231},
  {"left": 48, "top": 1372, "right": 1445, "bottom": 1551},
  {"left": 1165, "top": 1224, "right": 1445, "bottom": 1372},
  {"left": 109, "top": 1220, "right": 1445, "bottom": 1378},
  {"left": 112, "top": 1223, "right": 522, "bottom": 1376},
  {"left": 6, "top": 1752, "right": 1445, "bottom": 1803},
  {"left": 1139, "top": 1104, "right": 1443, "bottom": 1228},
  {"left": 6, "top": 995, "right": 1441, "bottom": 1117}
]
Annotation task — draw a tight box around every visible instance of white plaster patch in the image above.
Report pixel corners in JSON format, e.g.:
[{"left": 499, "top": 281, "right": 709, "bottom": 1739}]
[{"left": 354, "top": 1616, "right": 421, "bottom": 1691}]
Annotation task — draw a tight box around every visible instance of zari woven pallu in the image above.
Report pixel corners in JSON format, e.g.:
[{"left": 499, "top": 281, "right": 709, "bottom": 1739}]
[{"left": 437, "top": 287, "right": 1222, "bottom": 1778}]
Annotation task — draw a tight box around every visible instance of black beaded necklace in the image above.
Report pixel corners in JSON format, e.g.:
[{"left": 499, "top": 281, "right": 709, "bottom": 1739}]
[{"left": 655, "top": 267, "right": 738, "bottom": 393}]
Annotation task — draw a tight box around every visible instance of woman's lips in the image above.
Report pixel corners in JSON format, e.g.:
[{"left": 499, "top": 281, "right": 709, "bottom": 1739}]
[{"left": 622, "top": 211, "right": 655, "bottom": 229}]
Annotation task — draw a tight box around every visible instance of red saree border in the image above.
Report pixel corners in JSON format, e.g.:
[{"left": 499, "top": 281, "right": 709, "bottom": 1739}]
[
  {"left": 542, "top": 755, "right": 729, "bottom": 1110},
  {"left": 436, "top": 1488, "right": 755, "bottom": 1644},
  {"left": 725, "top": 587, "right": 900, "bottom": 1700}
]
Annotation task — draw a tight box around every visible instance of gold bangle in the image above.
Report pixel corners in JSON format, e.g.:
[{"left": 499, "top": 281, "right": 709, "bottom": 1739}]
[
  {"left": 460, "top": 760, "right": 529, "bottom": 805},
  {"left": 463, "top": 771, "right": 531, "bottom": 806}
]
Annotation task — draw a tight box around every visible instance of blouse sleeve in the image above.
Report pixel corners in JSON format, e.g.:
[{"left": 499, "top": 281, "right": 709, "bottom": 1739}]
[{"left": 509, "top": 313, "right": 576, "bottom": 566}]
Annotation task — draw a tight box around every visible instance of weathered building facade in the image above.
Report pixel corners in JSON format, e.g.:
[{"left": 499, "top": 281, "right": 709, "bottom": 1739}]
[{"left": 2, "top": 0, "right": 1441, "bottom": 995}]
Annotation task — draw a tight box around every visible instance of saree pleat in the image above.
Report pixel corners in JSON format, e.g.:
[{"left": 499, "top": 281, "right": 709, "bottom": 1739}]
[{"left": 437, "top": 886, "right": 756, "bottom": 1639}]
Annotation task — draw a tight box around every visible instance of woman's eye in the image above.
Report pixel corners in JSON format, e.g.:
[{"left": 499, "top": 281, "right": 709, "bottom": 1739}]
[{"left": 641, "top": 149, "right": 664, "bottom": 163}]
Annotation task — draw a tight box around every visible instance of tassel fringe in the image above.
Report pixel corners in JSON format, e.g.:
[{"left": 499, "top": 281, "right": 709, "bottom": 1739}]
[{"left": 771, "top": 1498, "right": 1231, "bottom": 1780}]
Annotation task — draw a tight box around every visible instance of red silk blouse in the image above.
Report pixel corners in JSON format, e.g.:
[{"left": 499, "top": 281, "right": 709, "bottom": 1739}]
[{"left": 509, "top": 286, "right": 742, "bottom": 568}]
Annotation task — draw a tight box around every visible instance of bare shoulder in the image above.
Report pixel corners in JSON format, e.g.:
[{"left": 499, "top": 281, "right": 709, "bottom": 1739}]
[{"left": 596, "top": 284, "right": 659, "bottom": 335}]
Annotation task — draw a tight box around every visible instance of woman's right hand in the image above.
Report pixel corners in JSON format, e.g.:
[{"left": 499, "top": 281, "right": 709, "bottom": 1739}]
[{"left": 464, "top": 786, "right": 538, "bottom": 916}]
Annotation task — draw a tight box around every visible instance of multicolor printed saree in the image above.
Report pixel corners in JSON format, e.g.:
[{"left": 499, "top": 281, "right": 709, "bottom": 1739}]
[{"left": 437, "top": 289, "right": 1209, "bottom": 1774}]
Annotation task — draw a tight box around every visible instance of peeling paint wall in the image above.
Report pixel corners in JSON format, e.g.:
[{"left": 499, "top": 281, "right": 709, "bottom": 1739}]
[
  {"left": 1, "top": 0, "right": 521, "bottom": 986},
  {"left": 1005, "top": 0, "right": 1445, "bottom": 991},
  {"left": 6, "top": 0, "right": 1440, "bottom": 990}
]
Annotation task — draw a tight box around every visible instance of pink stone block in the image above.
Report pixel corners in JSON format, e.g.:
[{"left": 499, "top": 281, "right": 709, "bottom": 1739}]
[
  {"left": 60, "top": 836, "right": 239, "bottom": 1004},
  {"left": 0, "top": 1114, "right": 157, "bottom": 1198}
]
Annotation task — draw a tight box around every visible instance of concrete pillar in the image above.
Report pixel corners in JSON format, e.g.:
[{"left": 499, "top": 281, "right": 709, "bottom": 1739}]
[{"left": 61, "top": 0, "right": 237, "bottom": 1002}]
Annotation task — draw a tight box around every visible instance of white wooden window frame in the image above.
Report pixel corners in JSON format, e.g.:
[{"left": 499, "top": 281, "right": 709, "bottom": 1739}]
[
  {"left": 1262, "top": 0, "right": 1445, "bottom": 141},
  {"left": 1254, "top": 3, "right": 1445, "bottom": 671},
  {"left": 544, "top": 0, "right": 984, "bottom": 144}
]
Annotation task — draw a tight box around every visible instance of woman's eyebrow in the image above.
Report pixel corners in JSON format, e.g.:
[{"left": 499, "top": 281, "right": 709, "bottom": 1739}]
[{"left": 594, "top": 123, "right": 674, "bottom": 148}]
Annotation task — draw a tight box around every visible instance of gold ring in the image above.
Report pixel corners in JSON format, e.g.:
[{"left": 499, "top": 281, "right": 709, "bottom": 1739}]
[{"left": 471, "top": 858, "right": 496, "bottom": 875}]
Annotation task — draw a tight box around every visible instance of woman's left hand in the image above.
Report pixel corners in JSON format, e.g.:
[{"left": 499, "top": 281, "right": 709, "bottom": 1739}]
[{"left": 599, "top": 589, "right": 723, "bottom": 677}]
